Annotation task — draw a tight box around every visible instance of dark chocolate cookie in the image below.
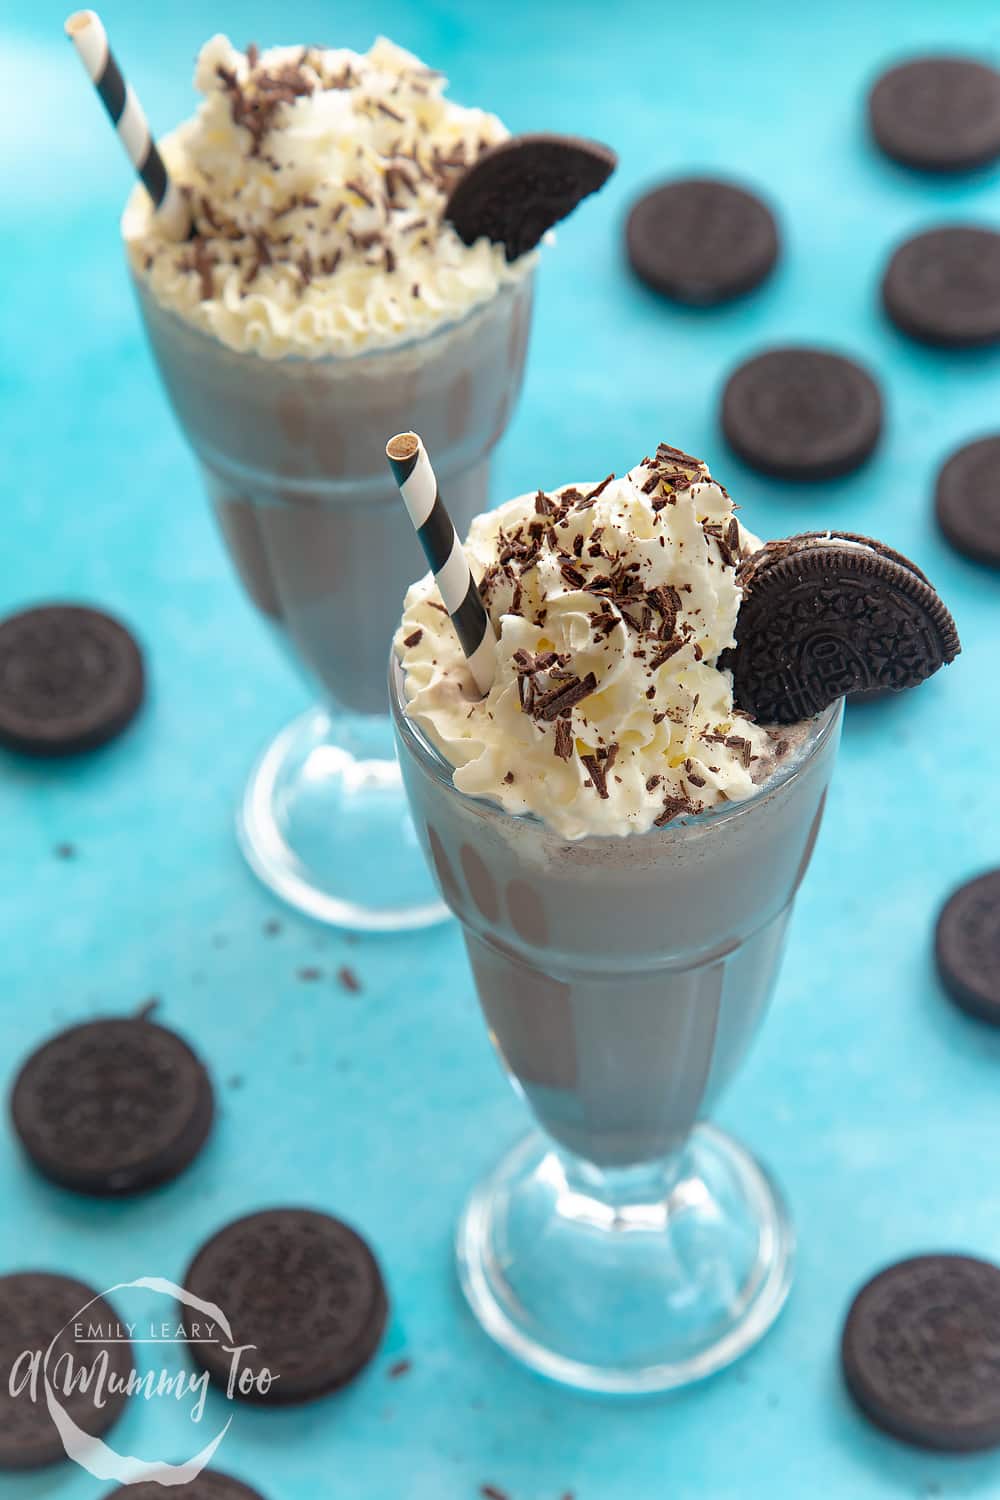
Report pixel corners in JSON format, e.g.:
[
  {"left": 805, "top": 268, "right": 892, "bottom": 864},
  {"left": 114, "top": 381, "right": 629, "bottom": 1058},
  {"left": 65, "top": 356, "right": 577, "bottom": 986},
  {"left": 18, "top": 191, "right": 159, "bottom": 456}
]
[
  {"left": 181, "top": 1209, "right": 387, "bottom": 1404},
  {"left": 0, "top": 1273, "right": 132, "bottom": 1470},
  {"left": 882, "top": 226, "right": 1000, "bottom": 347},
  {"left": 730, "top": 534, "right": 960, "bottom": 722},
  {"left": 935, "top": 435, "right": 1000, "bottom": 566},
  {"left": 868, "top": 56, "right": 1000, "bottom": 172},
  {"left": 103, "top": 1472, "right": 267, "bottom": 1499},
  {"left": 0, "top": 605, "right": 144, "bottom": 756},
  {"left": 935, "top": 870, "right": 1000, "bottom": 1024},
  {"left": 626, "top": 177, "right": 779, "bottom": 305},
  {"left": 720, "top": 348, "right": 883, "bottom": 480},
  {"left": 842, "top": 1254, "right": 1000, "bottom": 1451},
  {"left": 445, "top": 133, "right": 617, "bottom": 262},
  {"left": 11, "top": 1017, "right": 214, "bottom": 1196}
]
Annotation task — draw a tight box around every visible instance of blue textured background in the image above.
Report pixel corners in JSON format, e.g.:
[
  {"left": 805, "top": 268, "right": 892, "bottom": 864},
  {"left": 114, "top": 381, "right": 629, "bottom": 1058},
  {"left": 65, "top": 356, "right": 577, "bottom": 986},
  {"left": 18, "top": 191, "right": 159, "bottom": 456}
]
[{"left": 3, "top": 2, "right": 1000, "bottom": 1495}]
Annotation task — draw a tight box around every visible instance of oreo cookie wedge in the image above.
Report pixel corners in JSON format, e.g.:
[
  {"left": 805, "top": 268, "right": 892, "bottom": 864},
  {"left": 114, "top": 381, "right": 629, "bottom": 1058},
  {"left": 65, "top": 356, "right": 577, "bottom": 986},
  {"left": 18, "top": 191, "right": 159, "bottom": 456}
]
[
  {"left": 0, "top": 605, "right": 144, "bottom": 756},
  {"left": 868, "top": 56, "right": 1000, "bottom": 172},
  {"left": 935, "top": 870, "right": 1000, "bottom": 1024},
  {"left": 626, "top": 177, "right": 780, "bottom": 305},
  {"left": 445, "top": 133, "right": 617, "bottom": 262},
  {"left": 103, "top": 1472, "right": 268, "bottom": 1499},
  {"left": 842, "top": 1254, "right": 1000, "bottom": 1451},
  {"left": 11, "top": 1016, "right": 215, "bottom": 1196},
  {"left": 181, "top": 1209, "right": 388, "bottom": 1404},
  {"left": 730, "top": 533, "right": 960, "bottom": 723},
  {"left": 0, "top": 1273, "right": 132, "bottom": 1469}
]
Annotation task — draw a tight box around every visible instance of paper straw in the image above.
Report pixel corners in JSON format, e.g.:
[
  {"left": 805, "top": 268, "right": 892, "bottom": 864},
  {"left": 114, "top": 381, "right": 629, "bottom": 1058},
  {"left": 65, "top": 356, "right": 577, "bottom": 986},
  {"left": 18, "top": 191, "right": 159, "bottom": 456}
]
[
  {"left": 386, "top": 432, "right": 497, "bottom": 695},
  {"left": 65, "top": 10, "right": 190, "bottom": 241}
]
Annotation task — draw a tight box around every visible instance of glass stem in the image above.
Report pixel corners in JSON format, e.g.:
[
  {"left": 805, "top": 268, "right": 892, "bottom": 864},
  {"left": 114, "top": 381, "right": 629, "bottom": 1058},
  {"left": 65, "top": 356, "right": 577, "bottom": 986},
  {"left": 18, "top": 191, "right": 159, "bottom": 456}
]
[{"left": 553, "top": 1140, "right": 694, "bottom": 1228}]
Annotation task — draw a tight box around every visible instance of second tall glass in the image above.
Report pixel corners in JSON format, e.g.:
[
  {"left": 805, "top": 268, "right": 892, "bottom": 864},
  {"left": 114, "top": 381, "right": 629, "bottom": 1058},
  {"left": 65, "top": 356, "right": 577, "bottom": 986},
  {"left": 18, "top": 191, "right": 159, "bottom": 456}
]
[
  {"left": 391, "top": 652, "right": 842, "bottom": 1393},
  {"left": 133, "top": 273, "right": 534, "bottom": 930}
]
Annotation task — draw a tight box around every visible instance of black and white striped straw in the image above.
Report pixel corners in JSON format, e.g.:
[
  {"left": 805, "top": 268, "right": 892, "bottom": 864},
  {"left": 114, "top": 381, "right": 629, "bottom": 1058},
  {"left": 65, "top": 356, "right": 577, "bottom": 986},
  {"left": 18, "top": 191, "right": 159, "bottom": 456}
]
[
  {"left": 65, "top": 10, "right": 190, "bottom": 241},
  {"left": 386, "top": 432, "right": 497, "bottom": 696}
]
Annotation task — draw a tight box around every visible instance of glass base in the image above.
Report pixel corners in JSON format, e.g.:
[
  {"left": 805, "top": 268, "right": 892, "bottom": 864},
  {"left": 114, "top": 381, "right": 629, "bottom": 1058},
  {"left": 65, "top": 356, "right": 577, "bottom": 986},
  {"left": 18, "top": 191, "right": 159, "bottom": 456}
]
[
  {"left": 237, "top": 706, "right": 449, "bottom": 932},
  {"left": 456, "top": 1123, "right": 794, "bottom": 1394}
]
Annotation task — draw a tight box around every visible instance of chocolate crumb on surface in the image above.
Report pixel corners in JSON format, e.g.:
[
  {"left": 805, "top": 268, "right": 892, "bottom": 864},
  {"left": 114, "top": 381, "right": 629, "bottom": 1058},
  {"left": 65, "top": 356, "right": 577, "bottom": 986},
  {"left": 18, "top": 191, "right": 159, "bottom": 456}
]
[
  {"left": 388, "top": 1358, "right": 412, "bottom": 1378},
  {"left": 403, "top": 628, "right": 423, "bottom": 648},
  {"left": 54, "top": 842, "right": 76, "bottom": 860},
  {"left": 480, "top": 1487, "right": 511, "bottom": 1500},
  {"left": 297, "top": 966, "right": 323, "bottom": 982},
  {"left": 338, "top": 965, "right": 362, "bottom": 993}
]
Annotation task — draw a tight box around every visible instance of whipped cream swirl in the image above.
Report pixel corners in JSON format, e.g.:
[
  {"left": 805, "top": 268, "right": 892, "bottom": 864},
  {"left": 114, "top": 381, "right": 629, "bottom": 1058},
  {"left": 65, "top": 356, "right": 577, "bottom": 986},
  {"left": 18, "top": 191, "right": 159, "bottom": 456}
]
[
  {"left": 123, "top": 35, "right": 533, "bottom": 359},
  {"left": 396, "top": 445, "right": 801, "bottom": 840}
]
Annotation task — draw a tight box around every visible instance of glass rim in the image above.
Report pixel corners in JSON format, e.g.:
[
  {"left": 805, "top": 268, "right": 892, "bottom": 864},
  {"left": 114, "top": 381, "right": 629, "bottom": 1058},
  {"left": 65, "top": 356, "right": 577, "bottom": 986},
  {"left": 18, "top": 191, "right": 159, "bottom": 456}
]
[
  {"left": 388, "top": 650, "right": 843, "bottom": 843},
  {"left": 127, "top": 257, "right": 535, "bottom": 366}
]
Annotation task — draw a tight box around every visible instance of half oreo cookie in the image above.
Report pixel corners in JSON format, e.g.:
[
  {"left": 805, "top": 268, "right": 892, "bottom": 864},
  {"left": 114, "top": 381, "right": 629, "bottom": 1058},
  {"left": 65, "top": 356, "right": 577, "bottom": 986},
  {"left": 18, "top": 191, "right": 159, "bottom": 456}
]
[
  {"left": 445, "top": 133, "right": 617, "bottom": 262},
  {"left": 730, "top": 533, "right": 960, "bottom": 723}
]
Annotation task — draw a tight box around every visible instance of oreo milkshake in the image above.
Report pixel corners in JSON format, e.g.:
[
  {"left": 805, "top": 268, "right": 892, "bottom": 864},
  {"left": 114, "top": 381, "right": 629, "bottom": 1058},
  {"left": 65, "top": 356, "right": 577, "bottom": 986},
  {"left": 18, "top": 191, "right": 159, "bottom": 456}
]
[
  {"left": 389, "top": 442, "right": 962, "bottom": 1386},
  {"left": 124, "top": 36, "right": 536, "bottom": 715},
  {"left": 392, "top": 444, "right": 839, "bottom": 1166}
]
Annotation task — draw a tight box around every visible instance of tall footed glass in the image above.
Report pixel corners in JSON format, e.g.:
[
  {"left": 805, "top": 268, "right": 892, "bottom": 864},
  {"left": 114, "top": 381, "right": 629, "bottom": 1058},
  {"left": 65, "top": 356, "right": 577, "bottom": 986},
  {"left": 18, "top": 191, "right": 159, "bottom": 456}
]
[
  {"left": 132, "top": 275, "right": 533, "bottom": 930},
  {"left": 391, "top": 654, "right": 842, "bottom": 1392}
]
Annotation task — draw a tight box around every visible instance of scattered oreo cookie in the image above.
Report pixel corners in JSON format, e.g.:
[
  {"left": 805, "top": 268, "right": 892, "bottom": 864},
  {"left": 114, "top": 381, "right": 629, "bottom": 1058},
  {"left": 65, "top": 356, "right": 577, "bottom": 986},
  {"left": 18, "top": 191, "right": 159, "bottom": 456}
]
[
  {"left": 11, "top": 1016, "right": 214, "bottom": 1196},
  {"left": 935, "top": 434, "right": 1000, "bottom": 566},
  {"left": 730, "top": 533, "right": 960, "bottom": 722},
  {"left": 181, "top": 1208, "right": 387, "bottom": 1403},
  {"left": 935, "top": 870, "right": 1000, "bottom": 1024},
  {"left": 0, "top": 1273, "right": 132, "bottom": 1469},
  {"left": 842, "top": 1254, "right": 1000, "bottom": 1451},
  {"left": 881, "top": 226, "right": 1000, "bottom": 347},
  {"left": 625, "top": 177, "right": 780, "bottom": 306},
  {"left": 720, "top": 347, "right": 883, "bottom": 480},
  {"left": 445, "top": 133, "right": 617, "bottom": 262},
  {"left": 868, "top": 56, "right": 1000, "bottom": 172},
  {"left": 103, "top": 1473, "right": 267, "bottom": 1499},
  {"left": 0, "top": 604, "right": 144, "bottom": 756}
]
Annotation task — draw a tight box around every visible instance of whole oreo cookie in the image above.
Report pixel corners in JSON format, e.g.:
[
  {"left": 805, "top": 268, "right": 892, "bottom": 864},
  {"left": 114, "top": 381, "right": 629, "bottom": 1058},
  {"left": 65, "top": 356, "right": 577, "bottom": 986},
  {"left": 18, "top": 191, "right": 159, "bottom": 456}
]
[
  {"left": 935, "top": 870, "right": 1000, "bottom": 1024},
  {"left": 882, "top": 226, "right": 1000, "bottom": 347},
  {"left": 730, "top": 533, "right": 960, "bottom": 723},
  {"left": 721, "top": 347, "right": 883, "bottom": 480},
  {"left": 445, "top": 133, "right": 617, "bottom": 262},
  {"left": 11, "top": 1017, "right": 215, "bottom": 1196},
  {"left": 0, "top": 1272, "right": 132, "bottom": 1469},
  {"left": 625, "top": 177, "right": 780, "bottom": 305},
  {"left": 869, "top": 56, "right": 1000, "bottom": 172},
  {"left": 103, "top": 1472, "right": 267, "bottom": 1500},
  {"left": 0, "top": 605, "right": 144, "bottom": 756},
  {"left": 935, "top": 435, "right": 1000, "bottom": 566},
  {"left": 181, "top": 1209, "right": 388, "bottom": 1404},
  {"left": 842, "top": 1254, "right": 1000, "bottom": 1451}
]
